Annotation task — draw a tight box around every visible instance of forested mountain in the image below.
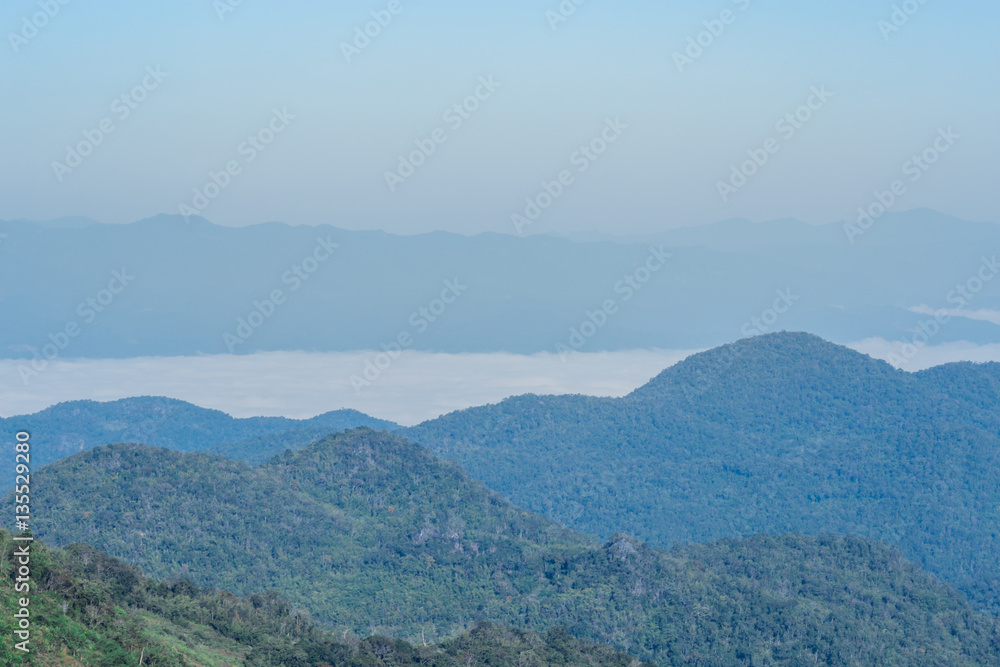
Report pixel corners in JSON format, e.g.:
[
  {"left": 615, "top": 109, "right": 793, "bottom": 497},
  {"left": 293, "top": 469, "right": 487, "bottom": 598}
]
[
  {"left": 0, "top": 530, "right": 645, "bottom": 666},
  {"left": 403, "top": 332, "right": 1000, "bottom": 614},
  {"left": 0, "top": 396, "right": 397, "bottom": 469},
  {"left": 206, "top": 424, "right": 366, "bottom": 466},
  {"left": 20, "top": 430, "right": 1000, "bottom": 665}
]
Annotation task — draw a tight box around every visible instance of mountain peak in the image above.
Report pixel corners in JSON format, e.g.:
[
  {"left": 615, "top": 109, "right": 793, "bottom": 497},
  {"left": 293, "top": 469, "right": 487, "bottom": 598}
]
[{"left": 632, "top": 332, "right": 901, "bottom": 402}]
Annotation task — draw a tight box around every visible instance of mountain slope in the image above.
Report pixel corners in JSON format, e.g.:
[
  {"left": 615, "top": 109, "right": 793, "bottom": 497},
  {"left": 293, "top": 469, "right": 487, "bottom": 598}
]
[
  {"left": 404, "top": 332, "right": 1000, "bottom": 614},
  {"left": 21, "top": 429, "right": 1000, "bottom": 665},
  {"left": 26, "top": 433, "right": 588, "bottom": 639},
  {"left": 1, "top": 530, "right": 646, "bottom": 667},
  {"left": 0, "top": 396, "right": 398, "bottom": 469},
  {"left": 0, "top": 528, "right": 358, "bottom": 666}
]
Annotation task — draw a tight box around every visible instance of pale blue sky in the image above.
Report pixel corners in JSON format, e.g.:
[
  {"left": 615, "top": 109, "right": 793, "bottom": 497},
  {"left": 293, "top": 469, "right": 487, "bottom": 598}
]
[{"left": 2, "top": 0, "right": 996, "bottom": 234}]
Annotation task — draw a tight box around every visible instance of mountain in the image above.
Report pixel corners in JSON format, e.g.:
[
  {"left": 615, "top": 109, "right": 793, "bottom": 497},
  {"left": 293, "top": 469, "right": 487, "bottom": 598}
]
[
  {"left": 0, "top": 528, "right": 347, "bottom": 665},
  {"left": 0, "top": 530, "right": 646, "bottom": 666},
  {"left": 0, "top": 396, "right": 398, "bottom": 470},
  {"left": 20, "top": 429, "right": 1000, "bottom": 665},
  {"left": 2, "top": 210, "right": 999, "bottom": 360},
  {"left": 403, "top": 332, "right": 1000, "bottom": 614}
]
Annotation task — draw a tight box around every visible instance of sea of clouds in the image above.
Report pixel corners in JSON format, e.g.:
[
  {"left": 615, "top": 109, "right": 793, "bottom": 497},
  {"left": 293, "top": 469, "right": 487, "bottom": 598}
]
[{"left": 2, "top": 341, "right": 999, "bottom": 425}]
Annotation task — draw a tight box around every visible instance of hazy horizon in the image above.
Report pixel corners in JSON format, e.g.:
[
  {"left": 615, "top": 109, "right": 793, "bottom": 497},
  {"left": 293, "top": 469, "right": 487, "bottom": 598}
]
[
  {"left": 8, "top": 204, "right": 998, "bottom": 235},
  {"left": 4, "top": 1, "right": 997, "bottom": 236}
]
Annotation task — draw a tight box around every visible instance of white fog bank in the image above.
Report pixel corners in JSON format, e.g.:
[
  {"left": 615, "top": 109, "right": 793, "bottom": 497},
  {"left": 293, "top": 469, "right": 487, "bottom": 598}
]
[{"left": 2, "top": 341, "right": 998, "bottom": 425}]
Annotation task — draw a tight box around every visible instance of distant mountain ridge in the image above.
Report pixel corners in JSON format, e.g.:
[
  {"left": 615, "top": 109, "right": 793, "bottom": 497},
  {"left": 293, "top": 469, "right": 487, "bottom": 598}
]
[
  {"left": 0, "top": 396, "right": 398, "bottom": 470},
  {"left": 404, "top": 332, "right": 1000, "bottom": 614},
  {"left": 20, "top": 428, "right": 1000, "bottom": 665},
  {"left": 2, "top": 209, "right": 999, "bottom": 359}
]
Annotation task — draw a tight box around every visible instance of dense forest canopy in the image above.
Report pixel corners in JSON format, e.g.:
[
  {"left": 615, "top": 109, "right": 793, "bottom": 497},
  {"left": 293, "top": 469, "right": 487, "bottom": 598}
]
[
  {"left": 404, "top": 333, "right": 1000, "bottom": 613},
  {"left": 18, "top": 429, "right": 1000, "bottom": 665},
  {"left": 1, "top": 530, "right": 647, "bottom": 666}
]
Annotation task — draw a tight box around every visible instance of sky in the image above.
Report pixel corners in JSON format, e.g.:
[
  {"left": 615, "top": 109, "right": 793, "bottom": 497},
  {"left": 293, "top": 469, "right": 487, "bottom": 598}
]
[{"left": 2, "top": 0, "right": 997, "bottom": 235}]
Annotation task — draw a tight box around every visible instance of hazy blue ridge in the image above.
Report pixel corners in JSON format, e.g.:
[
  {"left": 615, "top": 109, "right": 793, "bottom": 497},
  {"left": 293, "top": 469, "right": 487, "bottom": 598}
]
[
  {"left": 2, "top": 209, "right": 999, "bottom": 359},
  {"left": 0, "top": 395, "right": 399, "bottom": 470}
]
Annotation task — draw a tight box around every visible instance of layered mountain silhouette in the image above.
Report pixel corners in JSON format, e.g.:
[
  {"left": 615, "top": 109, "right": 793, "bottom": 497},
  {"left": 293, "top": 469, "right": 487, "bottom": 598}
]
[
  {"left": 0, "top": 396, "right": 397, "bottom": 469},
  {"left": 2, "top": 209, "right": 999, "bottom": 358},
  {"left": 404, "top": 332, "right": 1000, "bottom": 613},
  {"left": 20, "top": 428, "right": 1000, "bottom": 665}
]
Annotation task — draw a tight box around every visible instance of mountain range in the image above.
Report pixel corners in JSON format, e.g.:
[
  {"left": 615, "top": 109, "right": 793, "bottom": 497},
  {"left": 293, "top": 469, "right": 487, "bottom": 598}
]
[
  {"left": 10, "top": 332, "right": 1000, "bottom": 663},
  {"left": 404, "top": 332, "right": 1000, "bottom": 614},
  {"left": 2, "top": 209, "right": 999, "bottom": 360},
  {"left": 18, "top": 429, "right": 1000, "bottom": 665},
  {"left": 0, "top": 396, "right": 397, "bottom": 472},
  {"left": 10, "top": 333, "right": 1000, "bottom": 617}
]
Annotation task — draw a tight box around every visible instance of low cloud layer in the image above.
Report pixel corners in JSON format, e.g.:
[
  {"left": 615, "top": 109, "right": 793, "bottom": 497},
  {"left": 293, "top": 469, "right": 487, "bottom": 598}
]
[
  {"left": 3, "top": 342, "right": 997, "bottom": 425},
  {"left": 0, "top": 349, "right": 695, "bottom": 425}
]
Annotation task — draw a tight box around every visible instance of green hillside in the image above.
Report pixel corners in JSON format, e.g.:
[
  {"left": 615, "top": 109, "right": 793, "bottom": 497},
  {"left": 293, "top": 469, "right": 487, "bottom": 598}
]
[
  {"left": 21, "top": 429, "right": 1000, "bottom": 665},
  {"left": 0, "top": 530, "right": 645, "bottom": 666},
  {"left": 403, "top": 332, "right": 1000, "bottom": 614}
]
